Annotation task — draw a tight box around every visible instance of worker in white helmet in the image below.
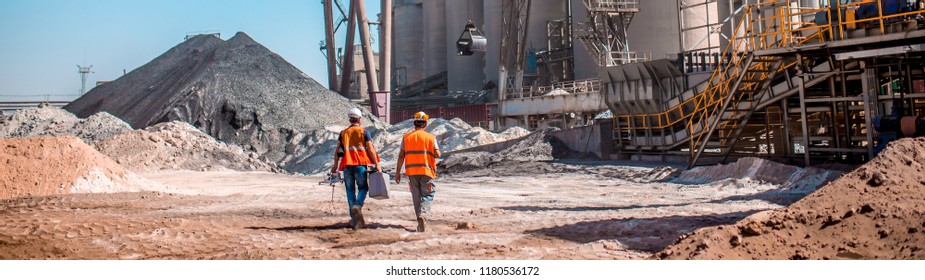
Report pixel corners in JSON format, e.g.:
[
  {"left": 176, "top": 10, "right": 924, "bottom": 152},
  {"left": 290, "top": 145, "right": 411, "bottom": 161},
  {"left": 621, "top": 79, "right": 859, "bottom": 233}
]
[
  {"left": 394, "top": 111, "right": 441, "bottom": 232},
  {"left": 330, "top": 107, "right": 382, "bottom": 230}
]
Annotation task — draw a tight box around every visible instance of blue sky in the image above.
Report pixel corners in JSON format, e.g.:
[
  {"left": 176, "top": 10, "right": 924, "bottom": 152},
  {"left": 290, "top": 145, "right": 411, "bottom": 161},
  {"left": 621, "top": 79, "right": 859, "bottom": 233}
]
[{"left": 0, "top": 0, "right": 381, "bottom": 101}]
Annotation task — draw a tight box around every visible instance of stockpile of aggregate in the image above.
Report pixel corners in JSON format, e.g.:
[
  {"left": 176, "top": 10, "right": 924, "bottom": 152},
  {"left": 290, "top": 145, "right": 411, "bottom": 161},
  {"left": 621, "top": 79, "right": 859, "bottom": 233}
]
[
  {"left": 1, "top": 106, "right": 275, "bottom": 173},
  {"left": 657, "top": 137, "right": 925, "bottom": 259},
  {"left": 94, "top": 121, "right": 277, "bottom": 172},
  {"left": 279, "top": 117, "right": 530, "bottom": 174},
  {"left": 0, "top": 137, "right": 170, "bottom": 200},
  {"left": 0, "top": 104, "right": 132, "bottom": 143},
  {"left": 438, "top": 128, "right": 578, "bottom": 176},
  {"left": 63, "top": 32, "right": 385, "bottom": 174}
]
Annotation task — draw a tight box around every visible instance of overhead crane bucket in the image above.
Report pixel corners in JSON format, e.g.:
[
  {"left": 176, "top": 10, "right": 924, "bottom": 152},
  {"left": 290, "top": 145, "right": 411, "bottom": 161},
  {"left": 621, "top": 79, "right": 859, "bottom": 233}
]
[{"left": 456, "top": 21, "right": 487, "bottom": 56}]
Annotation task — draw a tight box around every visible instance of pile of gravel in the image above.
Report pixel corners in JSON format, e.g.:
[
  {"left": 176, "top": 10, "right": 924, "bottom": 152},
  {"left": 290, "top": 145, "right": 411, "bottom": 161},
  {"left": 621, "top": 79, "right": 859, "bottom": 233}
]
[
  {"left": 438, "top": 128, "right": 577, "bottom": 176},
  {"left": 64, "top": 32, "right": 385, "bottom": 174},
  {"left": 94, "top": 121, "right": 278, "bottom": 172},
  {"left": 0, "top": 104, "right": 133, "bottom": 143}
]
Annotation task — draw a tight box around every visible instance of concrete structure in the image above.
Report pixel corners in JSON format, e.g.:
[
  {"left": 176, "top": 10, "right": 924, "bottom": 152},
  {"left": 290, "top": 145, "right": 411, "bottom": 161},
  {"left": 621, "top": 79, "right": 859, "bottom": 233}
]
[
  {"left": 423, "top": 0, "right": 447, "bottom": 78},
  {"left": 445, "top": 0, "right": 486, "bottom": 91},
  {"left": 393, "top": 0, "right": 424, "bottom": 87},
  {"left": 338, "top": 45, "right": 380, "bottom": 100}
]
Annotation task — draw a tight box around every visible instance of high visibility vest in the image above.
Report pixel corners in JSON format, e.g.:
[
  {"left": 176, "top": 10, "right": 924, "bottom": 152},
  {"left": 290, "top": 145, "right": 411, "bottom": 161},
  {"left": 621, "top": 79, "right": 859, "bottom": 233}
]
[
  {"left": 402, "top": 129, "right": 438, "bottom": 178},
  {"left": 340, "top": 125, "right": 372, "bottom": 166}
]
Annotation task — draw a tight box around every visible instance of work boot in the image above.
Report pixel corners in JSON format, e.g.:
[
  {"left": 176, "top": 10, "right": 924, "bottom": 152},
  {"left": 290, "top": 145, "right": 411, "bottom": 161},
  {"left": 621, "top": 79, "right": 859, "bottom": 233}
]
[
  {"left": 351, "top": 205, "right": 365, "bottom": 230},
  {"left": 417, "top": 216, "right": 426, "bottom": 232}
]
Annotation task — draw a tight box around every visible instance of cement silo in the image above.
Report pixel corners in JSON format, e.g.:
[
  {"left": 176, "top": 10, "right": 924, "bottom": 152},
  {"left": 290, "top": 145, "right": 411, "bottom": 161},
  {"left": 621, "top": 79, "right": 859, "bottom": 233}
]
[
  {"left": 627, "top": 0, "right": 682, "bottom": 60},
  {"left": 482, "top": 0, "right": 502, "bottom": 98},
  {"left": 393, "top": 0, "right": 424, "bottom": 86},
  {"left": 423, "top": 0, "right": 447, "bottom": 77},
  {"left": 445, "top": 0, "right": 485, "bottom": 91}
]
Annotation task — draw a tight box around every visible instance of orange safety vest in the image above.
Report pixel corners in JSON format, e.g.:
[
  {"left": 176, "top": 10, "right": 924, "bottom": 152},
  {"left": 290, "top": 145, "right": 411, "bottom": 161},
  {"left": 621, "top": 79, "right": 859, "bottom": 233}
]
[
  {"left": 402, "top": 129, "right": 438, "bottom": 178},
  {"left": 340, "top": 125, "right": 373, "bottom": 166}
]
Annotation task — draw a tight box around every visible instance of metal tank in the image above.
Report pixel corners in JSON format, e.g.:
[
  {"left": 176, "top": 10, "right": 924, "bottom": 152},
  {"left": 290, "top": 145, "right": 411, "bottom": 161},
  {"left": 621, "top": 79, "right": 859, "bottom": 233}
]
[
  {"left": 393, "top": 0, "right": 424, "bottom": 87},
  {"left": 445, "top": 0, "right": 485, "bottom": 91},
  {"left": 482, "top": 0, "right": 502, "bottom": 99},
  {"left": 627, "top": 0, "right": 681, "bottom": 60},
  {"left": 423, "top": 0, "right": 447, "bottom": 77}
]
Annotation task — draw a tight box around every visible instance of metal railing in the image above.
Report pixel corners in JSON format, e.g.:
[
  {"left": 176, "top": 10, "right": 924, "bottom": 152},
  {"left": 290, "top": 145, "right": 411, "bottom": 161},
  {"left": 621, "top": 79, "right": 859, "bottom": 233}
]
[
  {"left": 836, "top": 0, "right": 925, "bottom": 38},
  {"left": 505, "top": 78, "right": 602, "bottom": 99},
  {"left": 611, "top": 1, "right": 833, "bottom": 139},
  {"left": 583, "top": 0, "right": 639, "bottom": 12},
  {"left": 597, "top": 51, "right": 650, "bottom": 67}
]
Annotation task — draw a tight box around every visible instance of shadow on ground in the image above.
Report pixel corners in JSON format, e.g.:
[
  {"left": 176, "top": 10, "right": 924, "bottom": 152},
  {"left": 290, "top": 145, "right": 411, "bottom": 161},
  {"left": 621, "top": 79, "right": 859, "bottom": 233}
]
[
  {"left": 246, "top": 222, "right": 408, "bottom": 232},
  {"left": 526, "top": 210, "right": 760, "bottom": 252},
  {"left": 498, "top": 202, "right": 694, "bottom": 212}
]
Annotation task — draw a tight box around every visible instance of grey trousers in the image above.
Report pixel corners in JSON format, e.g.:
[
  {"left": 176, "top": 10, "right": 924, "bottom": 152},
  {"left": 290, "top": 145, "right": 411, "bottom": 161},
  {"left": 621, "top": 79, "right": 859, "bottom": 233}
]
[{"left": 408, "top": 175, "right": 435, "bottom": 218}]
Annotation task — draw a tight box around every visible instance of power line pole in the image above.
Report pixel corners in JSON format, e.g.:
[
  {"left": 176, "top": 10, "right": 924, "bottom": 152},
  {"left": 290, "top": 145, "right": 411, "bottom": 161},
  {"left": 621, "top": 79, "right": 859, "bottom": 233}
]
[{"left": 77, "top": 65, "right": 93, "bottom": 95}]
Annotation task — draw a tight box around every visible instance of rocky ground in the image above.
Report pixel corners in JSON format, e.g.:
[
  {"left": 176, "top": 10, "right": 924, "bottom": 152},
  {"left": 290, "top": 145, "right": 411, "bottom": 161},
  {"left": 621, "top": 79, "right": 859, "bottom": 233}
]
[{"left": 657, "top": 137, "right": 925, "bottom": 260}]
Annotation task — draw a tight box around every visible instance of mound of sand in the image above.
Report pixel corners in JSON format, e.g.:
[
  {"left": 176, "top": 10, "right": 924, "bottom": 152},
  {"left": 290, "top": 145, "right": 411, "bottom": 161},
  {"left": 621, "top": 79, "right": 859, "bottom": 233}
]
[
  {"left": 63, "top": 32, "right": 385, "bottom": 174},
  {"left": 94, "top": 121, "right": 277, "bottom": 172},
  {"left": 0, "top": 105, "right": 132, "bottom": 143},
  {"left": 0, "top": 137, "right": 169, "bottom": 200},
  {"left": 657, "top": 137, "right": 925, "bottom": 259}
]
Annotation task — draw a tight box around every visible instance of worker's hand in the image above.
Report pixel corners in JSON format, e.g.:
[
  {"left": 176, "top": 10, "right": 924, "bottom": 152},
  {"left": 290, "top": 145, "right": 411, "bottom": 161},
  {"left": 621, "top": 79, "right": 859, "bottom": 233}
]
[
  {"left": 376, "top": 164, "right": 382, "bottom": 173},
  {"left": 394, "top": 173, "right": 401, "bottom": 184}
]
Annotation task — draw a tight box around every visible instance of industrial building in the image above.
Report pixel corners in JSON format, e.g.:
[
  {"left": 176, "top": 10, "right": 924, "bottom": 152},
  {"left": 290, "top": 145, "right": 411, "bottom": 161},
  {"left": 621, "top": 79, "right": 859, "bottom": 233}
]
[{"left": 322, "top": 0, "right": 925, "bottom": 168}]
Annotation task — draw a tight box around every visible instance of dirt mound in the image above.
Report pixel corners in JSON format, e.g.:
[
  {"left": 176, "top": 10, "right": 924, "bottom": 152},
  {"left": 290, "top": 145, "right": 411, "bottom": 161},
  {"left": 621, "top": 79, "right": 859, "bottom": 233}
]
[
  {"left": 63, "top": 32, "right": 385, "bottom": 174},
  {"left": 0, "top": 105, "right": 132, "bottom": 143},
  {"left": 0, "top": 137, "right": 169, "bottom": 200},
  {"left": 657, "top": 137, "right": 925, "bottom": 259},
  {"left": 439, "top": 128, "right": 577, "bottom": 176},
  {"left": 94, "top": 121, "right": 277, "bottom": 172}
]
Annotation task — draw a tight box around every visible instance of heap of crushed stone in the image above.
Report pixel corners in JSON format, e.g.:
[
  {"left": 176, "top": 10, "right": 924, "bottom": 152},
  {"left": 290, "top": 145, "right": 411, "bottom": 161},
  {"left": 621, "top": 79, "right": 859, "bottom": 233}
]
[
  {"left": 376, "top": 118, "right": 529, "bottom": 161},
  {"left": 94, "top": 121, "right": 277, "bottom": 172},
  {"left": 657, "top": 137, "right": 925, "bottom": 259},
  {"left": 0, "top": 136, "right": 170, "bottom": 200},
  {"left": 277, "top": 117, "right": 530, "bottom": 174},
  {"left": 0, "top": 104, "right": 132, "bottom": 143},
  {"left": 438, "top": 128, "right": 577, "bottom": 176},
  {"left": 63, "top": 32, "right": 385, "bottom": 174}
]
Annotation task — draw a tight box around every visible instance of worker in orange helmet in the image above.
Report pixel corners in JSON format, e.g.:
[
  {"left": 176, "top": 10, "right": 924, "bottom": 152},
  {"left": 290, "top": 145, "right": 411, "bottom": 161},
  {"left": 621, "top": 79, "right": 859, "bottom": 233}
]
[
  {"left": 394, "top": 111, "right": 441, "bottom": 232},
  {"left": 330, "top": 107, "right": 382, "bottom": 230}
]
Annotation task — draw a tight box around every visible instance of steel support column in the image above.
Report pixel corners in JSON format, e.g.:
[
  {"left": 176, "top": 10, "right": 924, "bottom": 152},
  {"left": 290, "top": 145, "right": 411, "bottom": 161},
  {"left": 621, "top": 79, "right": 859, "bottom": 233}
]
[
  {"left": 797, "top": 54, "right": 811, "bottom": 166},
  {"left": 323, "top": 0, "right": 339, "bottom": 91}
]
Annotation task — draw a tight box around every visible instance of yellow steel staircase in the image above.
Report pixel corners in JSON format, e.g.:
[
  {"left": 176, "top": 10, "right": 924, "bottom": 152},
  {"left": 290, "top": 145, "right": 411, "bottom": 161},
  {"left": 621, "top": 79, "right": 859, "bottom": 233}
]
[{"left": 609, "top": 1, "right": 835, "bottom": 167}]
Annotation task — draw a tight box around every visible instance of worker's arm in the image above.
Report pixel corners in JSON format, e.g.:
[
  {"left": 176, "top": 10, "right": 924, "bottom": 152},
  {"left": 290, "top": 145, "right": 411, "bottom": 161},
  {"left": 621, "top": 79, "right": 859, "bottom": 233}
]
[
  {"left": 331, "top": 136, "right": 343, "bottom": 175},
  {"left": 394, "top": 149, "right": 405, "bottom": 184},
  {"left": 330, "top": 151, "right": 341, "bottom": 175},
  {"left": 364, "top": 140, "right": 382, "bottom": 172}
]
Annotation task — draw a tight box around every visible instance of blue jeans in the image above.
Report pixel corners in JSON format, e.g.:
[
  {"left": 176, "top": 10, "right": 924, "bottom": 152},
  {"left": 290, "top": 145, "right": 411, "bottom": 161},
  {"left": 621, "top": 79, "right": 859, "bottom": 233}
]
[{"left": 343, "top": 165, "right": 369, "bottom": 220}]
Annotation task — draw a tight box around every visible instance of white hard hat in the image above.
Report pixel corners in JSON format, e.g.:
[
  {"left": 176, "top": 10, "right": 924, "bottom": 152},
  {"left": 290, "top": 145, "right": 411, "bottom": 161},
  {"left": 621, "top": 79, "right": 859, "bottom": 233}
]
[{"left": 348, "top": 108, "right": 362, "bottom": 119}]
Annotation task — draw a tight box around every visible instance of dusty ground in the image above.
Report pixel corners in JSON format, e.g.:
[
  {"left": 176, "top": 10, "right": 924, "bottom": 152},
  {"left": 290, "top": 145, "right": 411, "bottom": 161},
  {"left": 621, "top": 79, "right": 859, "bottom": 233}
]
[
  {"left": 658, "top": 138, "right": 925, "bottom": 260},
  {"left": 0, "top": 162, "right": 792, "bottom": 260}
]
